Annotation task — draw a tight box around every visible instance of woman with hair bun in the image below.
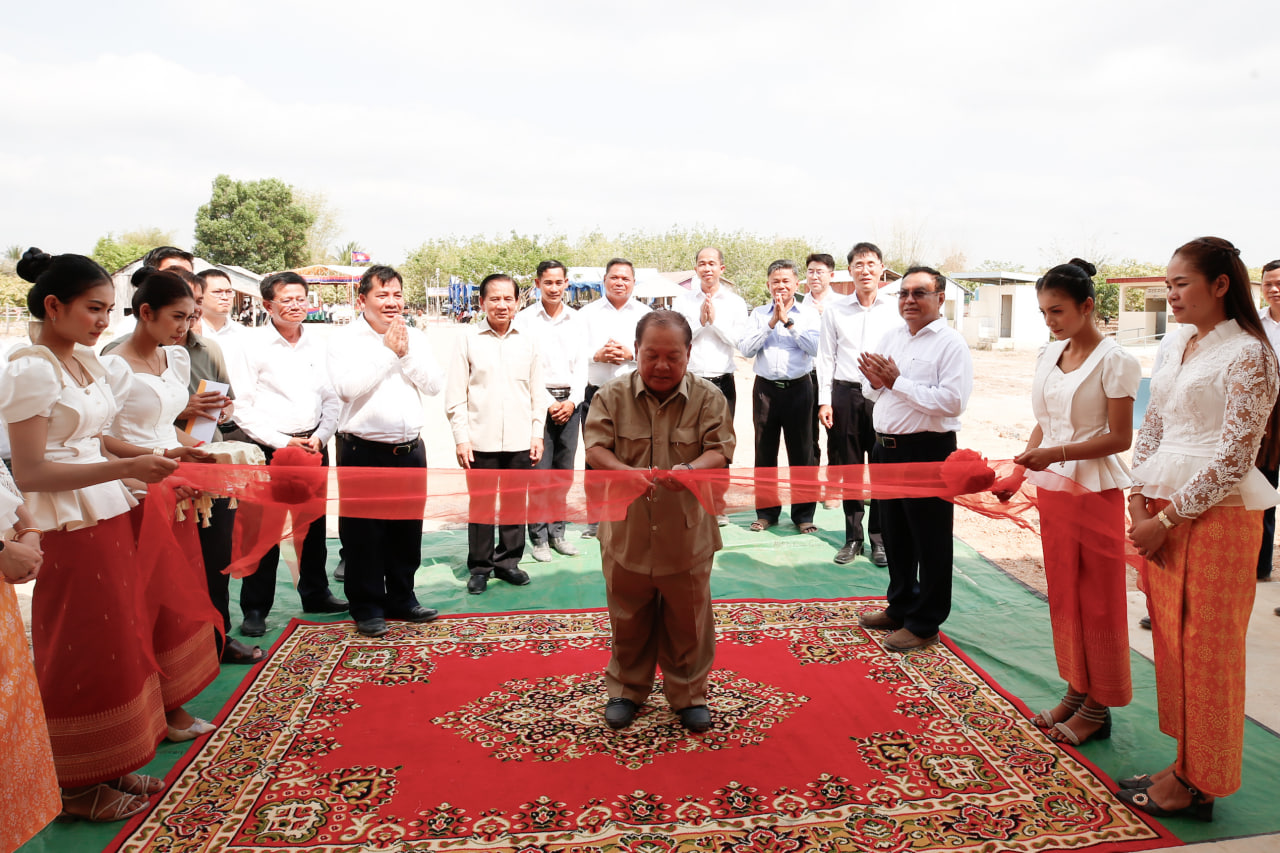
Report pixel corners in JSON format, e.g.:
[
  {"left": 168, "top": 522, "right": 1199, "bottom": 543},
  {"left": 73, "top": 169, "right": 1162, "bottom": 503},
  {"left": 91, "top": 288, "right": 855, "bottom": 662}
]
[
  {"left": 0, "top": 248, "right": 211, "bottom": 822},
  {"left": 1120, "top": 237, "right": 1279, "bottom": 821},
  {"left": 1015, "top": 259, "right": 1140, "bottom": 747},
  {"left": 108, "top": 266, "right": 222, "bottom": 740}
]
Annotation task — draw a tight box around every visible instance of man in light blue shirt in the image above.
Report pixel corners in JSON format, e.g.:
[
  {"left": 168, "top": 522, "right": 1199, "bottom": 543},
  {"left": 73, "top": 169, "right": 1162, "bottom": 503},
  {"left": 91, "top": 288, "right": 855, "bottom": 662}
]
[{"left": 737, "top": 260, "right": 820, "bottom": 533}]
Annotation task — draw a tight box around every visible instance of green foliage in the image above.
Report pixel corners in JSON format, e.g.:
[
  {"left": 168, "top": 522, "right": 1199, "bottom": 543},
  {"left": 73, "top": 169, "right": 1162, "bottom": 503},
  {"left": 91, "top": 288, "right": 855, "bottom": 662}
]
[
  {"left": 400, "top": 228, "right": 820, "bottom": 309},
  {"left": 0, "top": 272, "right": 29, "bottom": 307},
  {"left": 90, "top": 227, "right": 178, "bottom": 273},
  {"left": 4, "top": 245, "right": 22, "bottom": 262},
  {"left": 296, "top": 189, "right": 341, "bottom": 265},
  {"left": 193, "top": 175, "right": 315, "bottom": 273},
  {"left": 973, "top": 259, "right": 1028, "bottom": 272},
  {"left": 1091, "top": 259, "right": 1166, "bottom": 318},
  {"left": 333, "top": 240, "right": 364, "bottom": 265}
]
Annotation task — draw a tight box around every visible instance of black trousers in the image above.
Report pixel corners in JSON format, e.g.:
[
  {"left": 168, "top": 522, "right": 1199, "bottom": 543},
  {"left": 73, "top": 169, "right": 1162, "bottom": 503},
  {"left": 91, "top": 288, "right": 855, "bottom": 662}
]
[
  {"left": 872, "top": 431, "right": 957, "bottom": 637},
  {"left": 1259, "top": 464, "right": 1278, "bottom": 579},
  {"left": 830, "top": 380, "right": 882, "bottom": 547},
  {"left": 468, "top": 450, "right": 533, "bottom": 575},
  {"left": 337, "top": 435, "right": 427, "bottom": 621},
  {"left": 752, "top": 376, "right": 816, "bottom": 524},
  {"left": 199, "top": 497, "right": 236, "bottom": 638},
  {"left": 808, "top": 369, "right": 821, "bottom": 464},
  {"left": 529, "top": 403, "right": 582, "bottom": 545},
  {"left": 701, "top": 372, "right": 737, "bottom": 420},
  {"left": 239, "top": 442, "right": 334, "bottom": 616}
]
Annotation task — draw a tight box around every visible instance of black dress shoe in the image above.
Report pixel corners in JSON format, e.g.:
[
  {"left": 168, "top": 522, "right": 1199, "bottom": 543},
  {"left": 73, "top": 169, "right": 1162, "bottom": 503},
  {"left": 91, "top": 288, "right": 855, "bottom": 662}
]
[
  {"left": 393, "top": 605, "right": 438, "bottom": 623},
  {"left": 334, "top": 559, "right": 346, "bottom": 582},
  {"left": 356, "top": 617, "right": 388, "bottom": 638},
  {"left": 240, "top": 611, "right": 267, "bottom": 637},
  {"left": 870, "top": 543, "right": 888, "bottom": 567},
  {"left": 467, "top": 574, "right": 489, "bottom": 595},
  {"left": 604, "top": 697, "right": 638, "bottom": 729},
  {"left": 677, "top": 705, "right": 712, "bottom": 732},
  {"left": 493, "top": 567, "right": 531, "bottom": 586},
  {"left": 834, "top": 541, "right": 862, "bottom": 565},
  {"left": 302, "top": 593, "right": 349, "bottom": 614}
]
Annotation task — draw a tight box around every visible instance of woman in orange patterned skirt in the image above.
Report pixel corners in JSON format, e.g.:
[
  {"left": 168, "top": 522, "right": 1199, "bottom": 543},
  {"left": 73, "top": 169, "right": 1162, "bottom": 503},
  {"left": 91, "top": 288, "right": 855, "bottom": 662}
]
[
  {"left": 1123, "top": 237, "right": 1279, "bottom": 821},
  {"left": 1014, "top": 259, "right": 1140, "bottom": 746},
  {"left": 2, "top": 249, "right": 217, "bottom": 823},
  {"left": 0, "top": 464, "right": 61, "bottom": 848}
]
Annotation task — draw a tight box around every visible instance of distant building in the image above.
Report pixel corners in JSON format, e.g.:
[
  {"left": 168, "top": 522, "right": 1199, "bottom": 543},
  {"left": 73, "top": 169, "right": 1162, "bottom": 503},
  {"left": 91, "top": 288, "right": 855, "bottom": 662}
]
[{"left": 951, "top": 271, "right": 1042, "bottom": 350}]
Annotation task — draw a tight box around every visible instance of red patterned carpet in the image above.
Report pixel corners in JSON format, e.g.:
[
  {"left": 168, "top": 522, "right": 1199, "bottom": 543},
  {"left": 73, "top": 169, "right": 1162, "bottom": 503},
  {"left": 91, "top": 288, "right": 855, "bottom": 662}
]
[{"left": 109, "top": 600, "right": 1177, "bottom": 852}]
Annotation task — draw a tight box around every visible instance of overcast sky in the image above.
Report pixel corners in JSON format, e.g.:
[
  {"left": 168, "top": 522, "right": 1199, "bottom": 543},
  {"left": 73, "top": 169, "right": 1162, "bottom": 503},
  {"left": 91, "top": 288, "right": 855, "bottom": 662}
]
[{"left": 2, "top": 0, "right": 1276, "bottom": 272}]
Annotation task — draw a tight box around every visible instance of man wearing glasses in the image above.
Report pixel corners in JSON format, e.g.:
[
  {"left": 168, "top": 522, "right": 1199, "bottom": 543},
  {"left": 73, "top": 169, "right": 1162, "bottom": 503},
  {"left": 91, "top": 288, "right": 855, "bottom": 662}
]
[
  {"left": 227, "top": 271, "right": 347, "bottom": 637},
  {"left": 856, "top": 267, "right": 972, "bottom": 652},
  {"left": 817, "top": 242, "right": 902, "bottom": 567}
]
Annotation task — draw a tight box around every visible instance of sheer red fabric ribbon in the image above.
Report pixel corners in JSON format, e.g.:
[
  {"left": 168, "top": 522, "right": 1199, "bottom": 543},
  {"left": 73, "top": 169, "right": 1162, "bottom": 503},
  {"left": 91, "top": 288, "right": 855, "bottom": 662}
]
[{"left": 140, "top": 449, "right": 1138, "bottom": 581}]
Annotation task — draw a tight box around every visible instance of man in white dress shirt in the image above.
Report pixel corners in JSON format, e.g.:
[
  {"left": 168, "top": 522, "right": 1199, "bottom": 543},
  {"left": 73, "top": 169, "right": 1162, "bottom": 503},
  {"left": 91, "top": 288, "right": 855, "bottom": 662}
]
[
  {"left": 738, "top": 260, "right": 821, "bottom": 533},
  {"left": 673, "top": 248, "right": 748, "bottom": 418},
  {"left": 857, "top": 266, "right": 973, "bottom": 652},
  {"left": 801, "top": 252, "right": 846, "bottom": 495},
  {"left": 817, "top": 242, "right": 902, "bottom": 566},
  {"left": 329, "top": 266, "right": 444, "bottom": 637},
  {"left": 576, "top": 258, "right": 651, "bottom": 538},
  {"left": 446, "top": 274, "right": 549, "bottom": 594},
  {"left": 514, "top": 260, "right": 585, "bottom": 562},
  {"left": 1256, "top": 259, "right": 1280, "bottom": 583},
  {"left": 228, "top": 271, "right": 347, "bottom": 637}
]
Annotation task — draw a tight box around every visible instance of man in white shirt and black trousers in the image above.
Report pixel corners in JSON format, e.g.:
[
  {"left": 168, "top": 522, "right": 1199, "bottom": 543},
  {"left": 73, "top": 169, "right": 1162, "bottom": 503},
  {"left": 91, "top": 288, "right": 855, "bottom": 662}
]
[
  {"left": 328, "top": 265, "right": 444, "bottom": 637},
  {"left": 576, "top": 258, "right": 651, "bottom": 538},
  {"left": 514, "top": 260, "right": 586, "bottom": 562},
  {"left": 226, "top": 271, "right": 347, "bottom": 638},
  {"left": 856, "top": 266, "right": 973, "bottom": 652}
]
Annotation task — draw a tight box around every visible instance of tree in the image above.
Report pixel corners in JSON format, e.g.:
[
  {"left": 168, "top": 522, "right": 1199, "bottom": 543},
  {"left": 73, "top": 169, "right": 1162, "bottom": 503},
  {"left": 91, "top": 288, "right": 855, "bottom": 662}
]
[
  {"left": 333, "top": 240, "right": 364, "bottom": 265},
  {"left": 1092, "top": 259, "right": 1165, "bottom": 319},
  {"left": 90, "top": 227, "right": 178, "bottom": 273},
  {"left": 193, "top": 175, "right": 315, "bottom": 272},
  {"left": 296, "top": 189, "right": 341, "bottom": 264}
]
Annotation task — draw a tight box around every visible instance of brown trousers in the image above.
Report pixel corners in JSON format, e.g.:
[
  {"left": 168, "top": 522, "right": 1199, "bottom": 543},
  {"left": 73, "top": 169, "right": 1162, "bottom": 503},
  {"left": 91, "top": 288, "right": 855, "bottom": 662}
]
[{"left": 602, "top": 554, "right": 716, "bottom": 710}]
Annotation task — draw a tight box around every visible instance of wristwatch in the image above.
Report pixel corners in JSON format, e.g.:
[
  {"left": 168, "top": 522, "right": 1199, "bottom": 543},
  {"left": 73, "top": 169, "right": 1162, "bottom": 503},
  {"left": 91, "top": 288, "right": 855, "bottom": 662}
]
[{"left": 783, "top": 319, "right": 795, "bottom": 329}]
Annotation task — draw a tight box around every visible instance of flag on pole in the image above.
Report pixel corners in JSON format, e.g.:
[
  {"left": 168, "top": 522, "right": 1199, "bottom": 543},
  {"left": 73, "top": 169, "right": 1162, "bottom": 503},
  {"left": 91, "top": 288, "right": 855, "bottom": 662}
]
[{"left": 351, "top": 251, "right": 371, "bottom": 263}]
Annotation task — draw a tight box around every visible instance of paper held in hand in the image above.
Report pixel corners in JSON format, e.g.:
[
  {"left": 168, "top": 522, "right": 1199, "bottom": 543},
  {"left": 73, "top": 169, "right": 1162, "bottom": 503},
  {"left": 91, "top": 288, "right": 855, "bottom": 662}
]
[{"left": 180, "top": 378, "right": 230, "bottom": 444}]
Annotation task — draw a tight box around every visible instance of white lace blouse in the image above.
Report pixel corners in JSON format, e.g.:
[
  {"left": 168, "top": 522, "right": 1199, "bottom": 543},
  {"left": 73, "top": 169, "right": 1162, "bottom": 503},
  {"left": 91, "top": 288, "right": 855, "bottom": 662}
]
[
  {"left": 110, "top": 346, "right": 190, "bottom": 452},
  {"left": 0, "top": 346, "right": 138, "bottom": 531},
  {"left": 1130, "top": 320, "right": 1280, "bottom": 517},
  {"left": 1029, "top": 337, "right": 1141, "bottom": 492}
]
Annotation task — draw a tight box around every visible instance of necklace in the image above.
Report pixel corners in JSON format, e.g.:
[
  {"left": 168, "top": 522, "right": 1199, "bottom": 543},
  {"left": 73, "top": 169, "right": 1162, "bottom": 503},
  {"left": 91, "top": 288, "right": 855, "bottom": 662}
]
[{"left": 56, "top": 354, "right": 90, "bottom": 387}]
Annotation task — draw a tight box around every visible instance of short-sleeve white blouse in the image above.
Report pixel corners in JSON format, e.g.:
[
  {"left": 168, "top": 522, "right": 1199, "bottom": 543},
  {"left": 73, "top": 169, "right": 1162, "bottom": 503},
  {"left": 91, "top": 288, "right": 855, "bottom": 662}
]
[
  {"left": 0, "top": 346, "right": 137, "bottom": 531},
  {"left": 1029, "top": 337, "right": 1141, "bottom": 492},
  {"left": 110, "top": 346, "right": 191, "bottom": 452}
]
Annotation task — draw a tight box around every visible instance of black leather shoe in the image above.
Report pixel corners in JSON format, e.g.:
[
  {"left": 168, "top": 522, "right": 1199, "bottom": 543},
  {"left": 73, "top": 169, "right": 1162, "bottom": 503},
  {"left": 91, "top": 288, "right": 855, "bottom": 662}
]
[
  {"left": 494, "top": 567, "right": 531, "bottom": 586},
  {"left": 467, "top": 574, "right": 489, "bottom": 595},
  {"left": 394, "top": 605, "right": 438, "bottom": 623},
  {"left": 604, "top": 697, "right": 638, "bottom": 729},
  {"left": 870, "top": 543, "right": 888, "bottom": 567},
  {"left": 834, "top": 541, "right": 862, "bottom": 565},
  {"left": 356, "top": 617, "right": 388, "bottom": 638},
  {"left": 677, "top": 706, "right": 712, "bottom": 733},
  {"left": 302, "top": 593, "right": 349, "bottom": 614},
  {"left": 334, "top": 559, "right": 346, "bottom": 582},
  {"left": 1139, "top": 615, "right": 1152, "bottom": 630},
  {"left": 240, "top": 611, "right": 267, "bottom": 637}
]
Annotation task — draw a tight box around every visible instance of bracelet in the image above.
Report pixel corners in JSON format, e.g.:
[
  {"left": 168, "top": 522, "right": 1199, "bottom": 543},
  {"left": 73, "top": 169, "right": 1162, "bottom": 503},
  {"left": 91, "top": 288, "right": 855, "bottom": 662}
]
[
  {"left": 1061, "top": 446, "right": 1068, "bottom": 463},
  {"left": 152, "top": 447, "right": 166, "bottom": 456},
  {"left": 1155, "top": 510, "right": 1176, "bottom": 529},
  {"left": 678, "top": 463, "right": 695, "bottom": 471},
  {"left": 13, "top": 527, "right": 42, "bottom": 540}
]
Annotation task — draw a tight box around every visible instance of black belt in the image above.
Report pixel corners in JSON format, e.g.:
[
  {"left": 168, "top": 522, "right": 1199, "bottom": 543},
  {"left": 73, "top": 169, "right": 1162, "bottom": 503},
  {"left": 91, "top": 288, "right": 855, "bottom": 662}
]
[
  {"left": 286, "top": 427, "right": 319, "bottom": 438},
  {"left": 834, "top": 379, "right": 863, "bottom": 391},
  {"left": 876, "top": 431, "right": 955, "bottom": 449},
  {"left": 757, "top": 376, "right": 807, "bottom": 389},
  {"left": 338, "top": 433, "right": 421, "bottom": 455},
  {"left": 546, "top": 386, "right": 571, "bottom": 401}
]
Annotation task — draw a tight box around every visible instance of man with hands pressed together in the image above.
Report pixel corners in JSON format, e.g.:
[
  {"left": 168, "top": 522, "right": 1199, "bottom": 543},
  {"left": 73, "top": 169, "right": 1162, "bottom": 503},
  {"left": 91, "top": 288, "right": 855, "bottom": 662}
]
[
  {"left": 329, "top": 265, "right": 444, "bottom": 637},
  {"left": 585, "top": 310, "right": 735, "bottom": 733},
  {"left": 737, "top": 260, "right": 820, "bottom": 534},
  {"left": 856, "top": 267, "right": 973, "bottom": 652},
  {"left": 446, "top": 274, "right": 549, "bottom": 595}
]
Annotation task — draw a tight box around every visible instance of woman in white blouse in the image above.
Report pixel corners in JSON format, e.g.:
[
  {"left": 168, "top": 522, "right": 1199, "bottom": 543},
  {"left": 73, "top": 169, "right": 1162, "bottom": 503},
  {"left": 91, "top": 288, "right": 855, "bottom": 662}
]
[
  {"left": 1120, "top": 237, "right": 1279, "bottom": 821},
  {"left": 2, "top": 250, "right": 189, "bottom": 822},
  {"left": 109, "top": 267, "right": 221, "bottom": 742},
  {"left": 1014, "top": 259, "right": 1140, "bottom": 747}
]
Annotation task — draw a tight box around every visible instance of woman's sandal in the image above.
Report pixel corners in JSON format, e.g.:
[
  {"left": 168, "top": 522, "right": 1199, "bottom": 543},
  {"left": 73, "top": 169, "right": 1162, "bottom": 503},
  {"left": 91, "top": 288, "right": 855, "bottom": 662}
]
[
  {"left": 1118, "top": 773, "right": 1155, "bottom": 790},
  {"left": 798, "top": 523, "right": 819, "bottom": 534},
  {"left": 56, "top": 784, "right": 151, "bottom": 823},
  {"left": 108, "top": 773, "right": 164, "bottom": 796},
  {"left": 166, "top": 717, "right": 216, "bottom": 743},
  {"left": 221, "top": 638, "right": 266, "bottom": 665},
  {"left": 1035, "top": 690, "right": 1084, "bottom": 729},
  {"left": 1050, "top": 703, "right": 1112, "bottom": 746},
  {"left": 749, "top": 519, "right": 774, "bottom": 532},
  {"left": 1116, "top": 772, "right": 1214, "bottom": 822}
]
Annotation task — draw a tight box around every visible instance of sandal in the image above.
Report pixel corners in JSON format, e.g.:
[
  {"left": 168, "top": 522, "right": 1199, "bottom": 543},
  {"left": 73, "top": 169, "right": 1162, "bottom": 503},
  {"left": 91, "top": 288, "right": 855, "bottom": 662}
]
[
  {"left": 749, "top": 519, "right": 774, "bottom": 532},
  {"left": 166, "top": 717, "right": 216, "bottom": 743},
  {"left": 108, "top": 773, "right": 164, "bottom": 796},
  {"left": 1116, "top": 772, "right": 1214, "bottom": 822},
  {"left": 221, "top": 638, "right": 266, "bottom": 665},
  {"left": 1118, "top": 773, "right": 1155, "bottom": 790},
  {"left": 1034, "top": 689, "right": 1085, "bottom": 729},
  {"left": 798, "top": 523, "right": 819, "bottom": 534},
  {"left": 1050, "top": 703, "right": 1112, "bottom": 746},
  {"left": 56, "top": 784, "right": 151, "bottom": 823}
]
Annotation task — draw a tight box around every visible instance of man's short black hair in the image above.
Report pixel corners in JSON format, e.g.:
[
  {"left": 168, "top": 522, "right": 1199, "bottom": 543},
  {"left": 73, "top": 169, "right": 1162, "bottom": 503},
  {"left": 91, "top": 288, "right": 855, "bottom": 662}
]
[
  {"left": 1264, "top": 259, "right": 1280, "bottom": 275},
  {"left": 358, "top": 264, "right": 402, "bottom": 297},
  {"left": 479, "top": 273, "right": 517, "bottom": 299},
  {"left": 536, "top": 260, "right": 568, "bottom": 279},
  {"left": 847, "top": 242, "right": 883, "bottom": 264},
  {"left": 604, "top": 258, "right": 635, "bottom": 279},
  {"left": 766, "top": 259, "right": 799, "bottom": 278},
  {"left": 805, "top": 253, "right": 835, "bottom": 271},
  {"left": 260, "top": 270, "right": 309, "bottom": 301},
  {"left": 902, "top": 265, "right": 945, "bottom": 292},
  {"left": 143, "top": 246, "right": 195, "bottom": 269},
  {"left": 636, "top": 309, "right": 693, "bottom": 349}
]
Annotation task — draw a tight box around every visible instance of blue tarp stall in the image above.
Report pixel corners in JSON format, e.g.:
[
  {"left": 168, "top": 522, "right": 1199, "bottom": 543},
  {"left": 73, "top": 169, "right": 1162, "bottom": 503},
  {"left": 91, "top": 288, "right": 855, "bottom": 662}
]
[{"left": 446, "top": 276, "right": 475, "bottom": 315}]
